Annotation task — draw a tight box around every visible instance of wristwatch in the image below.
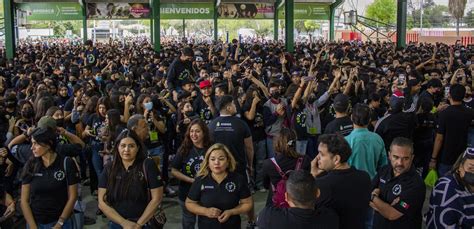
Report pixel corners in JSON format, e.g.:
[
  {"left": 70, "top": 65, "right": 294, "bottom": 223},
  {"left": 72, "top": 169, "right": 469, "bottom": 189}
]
[{"left": 57, "top": 219, "right": 64, "bottom": 226}]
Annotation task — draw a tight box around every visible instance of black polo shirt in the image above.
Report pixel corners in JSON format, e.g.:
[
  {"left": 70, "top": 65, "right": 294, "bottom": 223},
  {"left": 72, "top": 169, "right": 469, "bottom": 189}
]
[
  {"left": 257, "top": 206, "right": 339, "bottom": 229},
  {"left": 22, "top": 155, "right": 80, "bottom": 224},
  {"left": 187, "top": 172, "right": 251, "bottom": 229},
  {"left": 99, "top": 159, "right": 163, "bottom": 220},
  {"left": 208, "top": 116, "right": 252, "bottom": 176},
  {"left": 372, "top": 165, "right": 426, "bottom": 229},
  {"left": 324, "top": 116, "right": 354, "bottom": 136},
  {"left": 314, "top": 167, "right": 371, "bottom": 229}
]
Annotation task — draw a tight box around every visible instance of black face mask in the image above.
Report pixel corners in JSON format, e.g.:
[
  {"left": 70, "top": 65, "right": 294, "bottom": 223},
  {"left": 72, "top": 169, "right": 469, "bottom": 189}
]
[
  {"left": 463, "top": 171, "right": 474, "bottom": 186},
  {"left": 21, "top": 108, "right": 34, "bottom": 119},
  {"left": 185, "top": 111, "right": 196, "bottom": 117},
  {"left": 55, "top": 118, "right": 64, "bottom": 127},
  {"left": 271, "top": 91, "right": 280, "bottom": 100},
  {"left": 6, "top": 101, "right": 16, "bottom": 108}
]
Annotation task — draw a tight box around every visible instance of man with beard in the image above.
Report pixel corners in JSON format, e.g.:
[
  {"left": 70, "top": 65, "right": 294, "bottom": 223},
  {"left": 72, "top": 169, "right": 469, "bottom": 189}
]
[{"left": 370, "top": 137, "right": 425, "bottom": 228}]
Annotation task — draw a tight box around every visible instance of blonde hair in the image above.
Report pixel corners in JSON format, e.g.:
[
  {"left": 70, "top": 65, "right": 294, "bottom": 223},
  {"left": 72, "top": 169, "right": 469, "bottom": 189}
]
[{"left": 197, "top": 143, "right": 237, "bottom": 177}]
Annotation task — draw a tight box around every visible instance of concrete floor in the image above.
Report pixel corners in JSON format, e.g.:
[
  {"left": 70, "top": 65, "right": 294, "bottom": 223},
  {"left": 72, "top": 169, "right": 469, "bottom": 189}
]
[
  {"left": 82, "top": 185, "right": 432, "bottom": 229},
  {"left": 83, "top": 186, "right": 269, "bottom": 229}
]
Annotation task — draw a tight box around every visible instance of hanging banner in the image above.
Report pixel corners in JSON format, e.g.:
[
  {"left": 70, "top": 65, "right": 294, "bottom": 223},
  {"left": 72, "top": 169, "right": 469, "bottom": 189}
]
[
  {"left": 17, "top": 3, "right": 83, "bottom": 21},
  {"left": 87, "top": 3, "right": 151, "bottom": 19},
  {"left": 160, "top": 3, "right": 214, "bottom": 19},
  {"left": 218, "top": 3, "right": 274, "bottom": 19},
  {"left": 278, "top": 3, "right": 330, "bottom": 20}
]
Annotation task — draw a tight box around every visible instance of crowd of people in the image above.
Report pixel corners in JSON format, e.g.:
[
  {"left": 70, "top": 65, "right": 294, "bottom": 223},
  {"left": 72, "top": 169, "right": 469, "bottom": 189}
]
[{"left": 0, "top": 36, "right": 473, "bottom": 229}]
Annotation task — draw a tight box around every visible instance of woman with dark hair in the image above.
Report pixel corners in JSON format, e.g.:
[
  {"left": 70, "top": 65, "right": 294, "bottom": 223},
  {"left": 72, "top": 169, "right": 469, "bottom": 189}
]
[
  {"left": 413, "top": 96, "right": 436, "bottom": 177},
  {"left": 83, "top": 96, "right": 111, "bottom": 191},
  {"left": 101, "top": 109, "right": 126, "bottom": 165},
  {"left": 55, "top": 83, "right": 70, "bottom": 109},
  {"left": 171, "top": 119, "right": 211, "bottom": 229},
  {"left": 35, "top": 96, "right": 55, "bottom": 122},
  {"left": 20, "top": 127, "right": 79, "bottom": 229},
  {"left": 261, "top": 128, "right": 311, "bottom": 206},
  {"left": 14, "top": 100, "right": 35, "bottom": 137},
  {"left": 98, "top": 129, "right": 164, "bottom": 229},
  {"left": 426, "top": 148, "right": 474, "bottom": 228}
]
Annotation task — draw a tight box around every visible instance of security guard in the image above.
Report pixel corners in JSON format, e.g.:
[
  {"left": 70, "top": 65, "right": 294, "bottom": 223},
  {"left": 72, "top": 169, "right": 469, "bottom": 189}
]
[{"left": 370, "top": 137, "right": 426, "bottom": 229}]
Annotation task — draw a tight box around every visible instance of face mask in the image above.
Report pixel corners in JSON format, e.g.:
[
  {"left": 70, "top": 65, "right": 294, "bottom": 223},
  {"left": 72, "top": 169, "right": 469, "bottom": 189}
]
[
  {"left": 185, "top": 111, "right": 196, "bottom": 117},
  {"left": 21, "top": 108, "right": 34, "bottom": 119},
  {"left": 144, "top": 102, "right": 153, "bottom": 111},
  {"left": 55, "top": 118, "right": 64, "bottom": 127},
  {"left": 463, "top": 171, "right": 474, "bottom": 186},
  {"left": 455, "top": 52, "right": 460, "bottom": 57},
  {"left": 382, "top": 67, "right": 388, "bottom": 73},
  {"left": 59, "top": 66, "right": 65, "bottom": 71},
  {"left": 270, "top": 91, "right": 280, "bottom": 100},
  {"left": 95, "top": 75, "right": 102, "bottom": 82}
]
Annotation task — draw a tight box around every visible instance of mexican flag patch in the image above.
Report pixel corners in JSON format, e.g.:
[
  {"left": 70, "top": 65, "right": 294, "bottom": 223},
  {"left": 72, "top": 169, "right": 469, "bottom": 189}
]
[{"left": 400, "top": 201, "right": 410, "bottom": 209}]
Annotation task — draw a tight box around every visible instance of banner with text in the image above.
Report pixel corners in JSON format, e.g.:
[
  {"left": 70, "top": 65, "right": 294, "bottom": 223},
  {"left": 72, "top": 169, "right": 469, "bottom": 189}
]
[
  {"left": 17, "top": 3, "right": 83, "bottom": 21},
  {"left": 278, "top": 3, "right": 330, "bottom": 20},
  {"left": 218, "top": 3, "right": 274, "bottom": 19},
  {"left": 160, "top": 3, "right": 214, "bottom": 19},
  {"left": 87, "top": 3, "right": 151, "bottom": 19}
]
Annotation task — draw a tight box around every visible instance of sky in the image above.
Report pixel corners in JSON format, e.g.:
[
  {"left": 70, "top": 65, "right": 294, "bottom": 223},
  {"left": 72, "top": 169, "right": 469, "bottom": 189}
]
[{"left": 342, "top": 0, "right": 474, "bottom": 17}]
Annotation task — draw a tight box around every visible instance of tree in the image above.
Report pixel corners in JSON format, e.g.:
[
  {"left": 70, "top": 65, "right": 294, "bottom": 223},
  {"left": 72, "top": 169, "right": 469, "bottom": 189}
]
[
  {"left": 466, "top": 9, "right": 474, "bottom": 27},
  {"left": 303, "top": 20, "right": 320, "bottom": 34},
  {"left": 365, "top": 0, "right": 397, "bottom": 25},
  {"left": 449, "top": 0, "right": 467, "bottom": 37},
  {"left": 294, "top": 20, "right": 305, "bottom": 34}
]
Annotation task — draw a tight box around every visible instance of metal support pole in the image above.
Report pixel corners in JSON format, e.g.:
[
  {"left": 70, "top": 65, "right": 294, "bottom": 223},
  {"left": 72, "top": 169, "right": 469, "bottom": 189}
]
[
  {"left": 329, "top": 0, "right": 343, "bottom": 41},
  {"left": 4, "top": 0, "right": 15, "bottom": 59},
  {"left": 274, "top": 1, "right": 279, "bottom": 41},
  {"left": 183, "top": 19, "right": 185, "bottom": 37},
  {"left": 396, "top": 0, "right": 407, "bottom": 48},
  {"left": 152, "top": 0, "right": 161, "bottom": 52},
  {"left": 214, "top": 0, "right": 218, "bottom": 41},
  {"left": 81, "top": 0, "right": 87, "bottom": 43},
  {"left": 284, "top": 0, "right": 294, "bottom": 52}
]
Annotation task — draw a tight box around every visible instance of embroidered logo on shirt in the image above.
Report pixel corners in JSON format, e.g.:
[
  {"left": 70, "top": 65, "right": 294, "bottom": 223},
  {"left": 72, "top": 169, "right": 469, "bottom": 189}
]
[
  {"left": 399, "top": 201, "right": 410, "bottom": 209},
  {"left": 392, "top": 184, "right": 402, "bottom": 196},
  {"left": 380, "top": 178, "right": 386, "bottom": 184},
  {"left": 54, "top": 170, "right": 66, "bottom": 181},
  {"left": 225, "top": 182, "right": 236, "bottom": 193},
  {"left": 201, "top": 185, "right": 214, "bottom": 190}
]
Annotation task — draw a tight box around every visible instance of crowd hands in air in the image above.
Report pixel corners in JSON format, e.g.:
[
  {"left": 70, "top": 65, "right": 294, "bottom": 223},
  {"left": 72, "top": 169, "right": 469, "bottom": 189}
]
[{"left": 0, "top": 36, "right": 473, "bottom": 229}]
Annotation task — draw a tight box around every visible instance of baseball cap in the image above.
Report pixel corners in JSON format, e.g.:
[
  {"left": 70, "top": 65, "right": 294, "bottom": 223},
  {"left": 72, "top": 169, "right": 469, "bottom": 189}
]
[
  {"left": 199, "top": 80, "right": 212, "bottom": 89},
  {"left": 195, "top": 56, "right": 204, "bottom": 62},
  {"left": 37, "top": 116, "right": 57, "bottom": 129},
  {"left": 333, "top": 94, "right": 350, "bottom": 111},
  {"left": 463, "top": 148, "right": 474, "bottom": 159}
]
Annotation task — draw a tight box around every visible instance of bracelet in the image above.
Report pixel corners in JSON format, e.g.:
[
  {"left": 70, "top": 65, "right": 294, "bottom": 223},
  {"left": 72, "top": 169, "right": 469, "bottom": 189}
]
[{"left": 431, "top": 157, "right": 437, "bottom": 161}]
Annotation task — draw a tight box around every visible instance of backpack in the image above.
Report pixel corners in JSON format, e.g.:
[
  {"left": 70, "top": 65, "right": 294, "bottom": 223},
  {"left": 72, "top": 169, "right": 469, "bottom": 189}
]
[{"left": 270, "top": 157, "right": 303, "bottom": 208}]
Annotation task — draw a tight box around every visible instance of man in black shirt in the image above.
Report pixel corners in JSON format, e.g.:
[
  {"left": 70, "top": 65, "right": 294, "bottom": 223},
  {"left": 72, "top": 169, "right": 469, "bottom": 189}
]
[
  {"left": 311, "top": 134, "right": 371, "bottom": 229},
  {"left": 324, "top": 93, "right": 353, "bottom": 136},
  {"left": 167, "top": 47, "right": 195, "bottom": 92},
  {"left": 375, "top": 91, "right": 417, "bottom": 152},
  {"left": 371, "top": 137, "right": 425, "bottom": 229},
  {"left": 431, "top": 84, "right": 474, "bottom": 176},
  {"left": 208, "top": 95, "right": 256, "bottom": 226},
  {"left": 193, "top": 80, "right": 216, "bottom": 124},
  {"left": 257, "top": 170, "right": 339, "bottom": 229}
]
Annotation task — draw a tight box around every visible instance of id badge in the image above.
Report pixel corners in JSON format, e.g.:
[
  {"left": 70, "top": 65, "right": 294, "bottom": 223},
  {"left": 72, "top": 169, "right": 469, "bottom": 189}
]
[
  {"left": 308, "top": 127, "right": 318, "bottom": 135},
  {"left": 149, "top": 131, "right": 158, "bottom": 141}
]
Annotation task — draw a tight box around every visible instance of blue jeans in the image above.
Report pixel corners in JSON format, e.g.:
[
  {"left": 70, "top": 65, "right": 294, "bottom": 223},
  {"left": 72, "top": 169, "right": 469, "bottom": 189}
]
[
  {"left": 179, "top": 199, "right": 197, "bottom": 229},
  {"left": 366, "top": 208, "right": 374, "bottom": 229},
  {"left": 438, "top": 163, "right": 452, "bottom": 177},
  {"left": 296, "top": 140, "right": 308, "bottom": 155},
  {"left": 266, "top": 137, "right": 275, "bottom": 158},
  {"left": 306, "top": 135, "right": 319, "bottom": 160},
  {"left": 148, "top": 145, "right": 164, "bottom": 171},
  {"left": 91, "top": 141, "right": 104, "bottom": 176},
  {"left": 27, "top": 218, "right": 72, "bottom": 229},
  {"left": 254, "top": 140, "right": 267, "bottom": 189},
  {"left": 109, "top": 221, "right": 151, "bottom": 229}
]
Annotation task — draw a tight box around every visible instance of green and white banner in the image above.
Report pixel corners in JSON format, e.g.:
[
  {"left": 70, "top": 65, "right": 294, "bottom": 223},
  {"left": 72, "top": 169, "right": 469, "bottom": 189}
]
[
  {"left": 160, "top": 3, "right": 214, "bottom": 19},
  {"left": 17, "top": 3, "right": 83, "bottom": 21},
  {"left": 279, "top": 3, "right": 330, "bottom": 20}
]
